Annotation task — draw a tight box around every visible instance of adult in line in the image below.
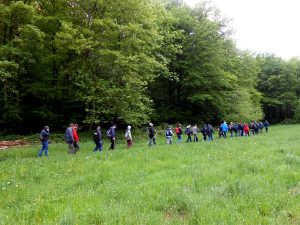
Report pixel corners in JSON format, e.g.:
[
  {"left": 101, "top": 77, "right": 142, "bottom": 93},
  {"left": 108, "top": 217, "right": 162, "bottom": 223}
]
[
  {"left": 229, "top": 122, "right": 234, "bottom": 138},
  {"left": 233, "top": 123, "right": 239, "bottom": 137},
  {"left": 207, "top": 124, "right": 215, "bottom": 141},
  {"left": 185, "top": 125, "right": 192, "bottom": 142},
  {"left": 125, "top": 125, "right": 133, "bottom": 148},
  {"left": 244, "top": 123, "right": 250, "bottom": 136},
  {"left": 72, "top": 123, "right": 79, "bottom": 153},
  {"left": 148, "top": 123, "right": 156, "bottom": 146},
  {"left": 263, "top": 120, "right": 270, "bottom": 132},
  {"left": 93, "top": 125, "right": 103, "bottom": 152},
  {"left": 108, "top": 124, "right": 117, "bottom": 150},
  {"left": 175, "top": 123, "right": 183, "bottom": 143},
  {"left": 192, "top": 124, "right": 199, "bottom": 142},
  {"left": 201, "top": 124, "right": 208, "bottom": 141},
  {"left": 221, "top": 121, "right": 228, "bottom": 138},
  {"left": 166, "top": 126, "right": 174, "bottom": 144},
  {"left": 38, "top": 126, "right": 50, "bottom": 157},
  {"left": 239, "top": 122, "right": 244, "bottom": 136},
  {"left": 65, "top": 123, "right": 75, "bottom": 154}
]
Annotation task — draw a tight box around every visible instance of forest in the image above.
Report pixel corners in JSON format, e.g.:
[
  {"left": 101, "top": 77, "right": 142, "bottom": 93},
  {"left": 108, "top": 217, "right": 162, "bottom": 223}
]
[{"left": 1, "top": 0, "right": 300, "bottom": 133}]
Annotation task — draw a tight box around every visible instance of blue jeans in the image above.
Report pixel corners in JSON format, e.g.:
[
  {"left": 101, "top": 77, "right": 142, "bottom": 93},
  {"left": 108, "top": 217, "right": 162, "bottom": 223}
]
[
  {"left": 177, "top": 135, "right": 182, "bottom": 143},
  {"left": 223, "top": 131, "right": 227, "bottom": 138},
  {"left": 208, "top": 134, "right": 213, "bottom": 141},
  {"left": 38, "top": 141, "right": 48, "bottom": 157},
  {"left": 93, "top": 141, "right": 103, "bottom": 152}
]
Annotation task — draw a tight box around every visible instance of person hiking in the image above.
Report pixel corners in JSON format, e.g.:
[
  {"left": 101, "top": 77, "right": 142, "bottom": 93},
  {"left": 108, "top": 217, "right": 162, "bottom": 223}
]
[
  {"left": 125, "top": 125, "right": 133, "bottom": 148},
  {"left": 263, "top": 120, "right": 270, "bottom": 132},
  {"left": 221, "top": 121, "right": 228, "bottom": 138},
  {"left": 72, "top": 123, "right": 79, "bottom": 153},
  {"left": 250, "top": 121, "right": 255, "bottom": 135},
  {"left": 254, "top": 121, "right": 259, "bottom": 134},
  {"left": 108, "top": 124, "right": 117, "bottom": 150},
  {"left": 38, "top": 126, "right": 50, "bottom": 157},
  {"left": 175, "top": 123, "right": 183, "bottom": 143},
  {"left": 229, "top": 122, "right": 234, "bottom": 138},
  {"left": 201, "top": 124, "right": 208, "bottom": 141},
  {"left": 207, "top": 124, "right": 215, "bottom": 141},
  {"left": 65, "top": 123, "right": 75, "bottom": 154},
  {"left": 233, "top": 123, "right": 239, "bottom": 137},
  {"left": 166, "top": 126, "right": 174, "bottom": 144},
  {"left": 185, "top": 125, "right": 192, "bottom": 142},
  {"left": 148, "top": 123, "right": 156, "bottom": 146},
  {"left": 93, "top": 126, "right": 103, "bottom": 152},
  {"left": 218, "top": 124, "right": 223, "bottom": 138},
  {"left": 192, "top": 124, "right": 199, "bottom": 142},
  {"left": 238, "top": 122, "right": 244, "bottom": 136},
  {"left": 243, "top": 123, "right": 250, "bottom": 136}
]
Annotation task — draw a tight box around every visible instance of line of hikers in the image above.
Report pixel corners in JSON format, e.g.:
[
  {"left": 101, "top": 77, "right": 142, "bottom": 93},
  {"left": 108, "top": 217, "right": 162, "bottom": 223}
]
[
  {"left": 147, "top": 120, "right": 270, "bottom": 145},
  {"left": 37, "top": 120, "right": 270, "bottom": 157}
]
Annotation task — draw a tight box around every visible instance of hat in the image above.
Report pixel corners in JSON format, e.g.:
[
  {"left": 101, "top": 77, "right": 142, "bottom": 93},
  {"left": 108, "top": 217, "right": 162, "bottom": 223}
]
[
  {"left": 127, "top": 125, "right": 131, "bottom": 130},
  {"left": 44, "top": 126, "right": 49, "bottom": 129},
  {"left": 149, "top": 123, "right": 153, "bottom": 126}
]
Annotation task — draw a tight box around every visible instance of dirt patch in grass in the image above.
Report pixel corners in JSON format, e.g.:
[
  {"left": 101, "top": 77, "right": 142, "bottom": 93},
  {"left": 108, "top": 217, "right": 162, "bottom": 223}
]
[{"left": 0, "top": 140, "right": 30, "bottom": 150}]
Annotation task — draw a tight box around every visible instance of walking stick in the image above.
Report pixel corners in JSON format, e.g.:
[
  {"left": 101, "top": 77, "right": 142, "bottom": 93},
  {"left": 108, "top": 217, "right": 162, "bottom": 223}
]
[{"left": 147, "top": 134, "right": 157, "bottom": 146}]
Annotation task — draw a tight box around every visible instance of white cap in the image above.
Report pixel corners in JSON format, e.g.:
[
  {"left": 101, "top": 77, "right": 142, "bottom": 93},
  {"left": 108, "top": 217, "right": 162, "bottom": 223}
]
[{"left": 127, "top": 125, "right": 131, "bottom": 130}]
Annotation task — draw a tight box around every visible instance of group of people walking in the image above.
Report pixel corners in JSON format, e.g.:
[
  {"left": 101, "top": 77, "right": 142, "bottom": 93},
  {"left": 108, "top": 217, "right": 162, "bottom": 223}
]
[
  {"left": 148, "top": 120, "right": 270, "bottom": 146},
  {"left": 37, "top": 120, "right": 270, "bottom": 157}
]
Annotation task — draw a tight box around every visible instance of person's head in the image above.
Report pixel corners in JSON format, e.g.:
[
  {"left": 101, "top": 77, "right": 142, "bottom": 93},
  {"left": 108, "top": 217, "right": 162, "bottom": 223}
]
[
  {"left": 74, "top": 124, "right": 78, "bottom": 129},
  {"left": 44, "top": 126, "right": 49, "bottom": 132},
  {"left": 69, "top": 123, "right": 74, "bottom": 127},
  {"left": 127, "top": 125, "right": 131, "bottom": 130},
  {"left": 97, "top": 125, "right": 101, "bottom": 130},
  {"left": 112, "top": 124, "right": 117, "bottom": 128},
  {"left": 149, "top": 122, "right": 153, "bottom": 127}
]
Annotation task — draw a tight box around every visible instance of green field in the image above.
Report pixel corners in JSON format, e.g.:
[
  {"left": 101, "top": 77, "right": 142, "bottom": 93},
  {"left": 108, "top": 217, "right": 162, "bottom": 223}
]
[{"left": 1, "top": 125, "right": 300, "bottom": 225}]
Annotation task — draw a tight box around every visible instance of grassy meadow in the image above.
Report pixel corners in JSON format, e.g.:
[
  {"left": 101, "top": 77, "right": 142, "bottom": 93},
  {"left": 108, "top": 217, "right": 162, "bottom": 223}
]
[{"left": 0, "top": 125, "right": 300, "bottom": 224}]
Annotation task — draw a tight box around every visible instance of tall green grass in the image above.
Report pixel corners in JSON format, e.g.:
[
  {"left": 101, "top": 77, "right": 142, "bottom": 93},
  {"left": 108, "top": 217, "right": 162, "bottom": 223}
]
[{"left": 1, "top": 125, "right": 300, "bottom": 224}]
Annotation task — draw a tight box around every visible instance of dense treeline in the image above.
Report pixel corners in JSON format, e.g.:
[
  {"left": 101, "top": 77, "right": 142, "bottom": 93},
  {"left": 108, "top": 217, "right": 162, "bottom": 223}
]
[{"left": 0, "top": 0, "right": 299, "bottom": 133}]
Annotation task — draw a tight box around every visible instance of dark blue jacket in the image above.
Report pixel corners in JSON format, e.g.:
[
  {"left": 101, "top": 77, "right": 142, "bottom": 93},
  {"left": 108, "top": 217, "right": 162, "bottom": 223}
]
[
  {"left": 109, "top": 127, "right": 116, "bottom": 139},
  {"left": 65, "top": 127, "right": 74, "bottom": 143},
  {"left": 40, "top": 129, "right": 49, "bottom": 141}
]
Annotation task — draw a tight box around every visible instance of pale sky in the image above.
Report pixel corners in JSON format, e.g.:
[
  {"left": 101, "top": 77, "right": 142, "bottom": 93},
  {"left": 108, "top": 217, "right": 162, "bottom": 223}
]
[{"left": 184, "top": 0, "right": 300, "bottom": 60}]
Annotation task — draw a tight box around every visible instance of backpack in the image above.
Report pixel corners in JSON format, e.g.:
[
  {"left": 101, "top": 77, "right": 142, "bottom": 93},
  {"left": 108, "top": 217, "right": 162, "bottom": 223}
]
[
  {"left": 93, "top": 132, "right": 98, "bottom": 142},
  {"left": 175, "top": 127, "right": 179, "bottom": 134},
  {"left": 166, "top": 129, "right": 172, "bottom": 137},
  {"left": 106, "top": 129, "right": 111, "bottom": 138}
]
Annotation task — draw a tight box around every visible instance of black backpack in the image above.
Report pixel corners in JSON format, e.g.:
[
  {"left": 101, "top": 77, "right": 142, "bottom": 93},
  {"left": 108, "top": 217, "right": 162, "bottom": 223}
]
[{"left": 93, "top": 132, "right": 98, "bottom": 142}]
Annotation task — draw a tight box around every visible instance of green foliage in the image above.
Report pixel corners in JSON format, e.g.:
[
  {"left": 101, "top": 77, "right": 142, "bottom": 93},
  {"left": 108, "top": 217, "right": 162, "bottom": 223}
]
[
  {"left": 257, "top": 55, "right": 300, "bottom": 122},
  {"left": 3, "top": 0, "right": 300, "bottom": 133}
]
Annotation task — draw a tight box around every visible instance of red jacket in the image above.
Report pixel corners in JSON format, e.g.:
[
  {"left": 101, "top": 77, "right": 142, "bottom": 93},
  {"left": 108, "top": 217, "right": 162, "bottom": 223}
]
[
  {"left": 72, "top": 128, "right": 79, "bottom": 142},
  {"left": 243, "top": 124, "right": 249, "bottom": 132}
]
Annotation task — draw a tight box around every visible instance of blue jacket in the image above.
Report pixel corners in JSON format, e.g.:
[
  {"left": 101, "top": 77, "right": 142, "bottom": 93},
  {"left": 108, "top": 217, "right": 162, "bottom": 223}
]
[
  {"left": 40, "top": 129, "right": 49, "bottom": 141},
  {"left": 221, "top": 122, "right": 228, "bottom": 132},
  {"left": 109, "top": 127, "right": 116, "bottom": 139},
  {"left": 65, "top": 127, "right": 74, "bottom": 143}
]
